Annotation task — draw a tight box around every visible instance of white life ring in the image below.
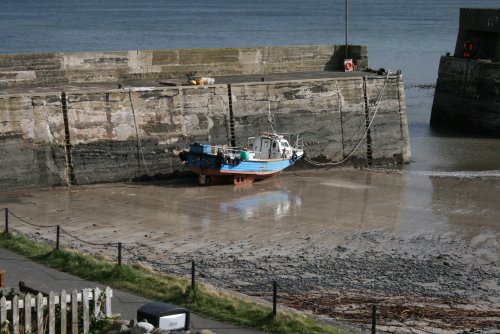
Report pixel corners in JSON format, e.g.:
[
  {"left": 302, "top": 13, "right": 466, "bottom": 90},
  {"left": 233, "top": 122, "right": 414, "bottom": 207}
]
[{"left": 344, "top": 60, "right": 354, "bottom": 72}]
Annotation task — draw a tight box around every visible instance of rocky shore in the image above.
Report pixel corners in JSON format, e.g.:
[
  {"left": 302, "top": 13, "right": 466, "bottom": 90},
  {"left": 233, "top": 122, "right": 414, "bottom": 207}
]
[
  {"left": 24, "top": 225, "right": 499, "bottom": 333},
  {"left": 124, "top": 230, "right": 499, "bottom": 333}
]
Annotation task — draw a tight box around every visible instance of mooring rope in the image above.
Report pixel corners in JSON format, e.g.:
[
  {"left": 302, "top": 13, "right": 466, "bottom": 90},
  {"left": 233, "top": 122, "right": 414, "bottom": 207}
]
[
  {"left": 128, "top": 89, "right": 151, "bottom": 174},
  {"left": 303, "top": 71, "right": 393, "bottom": 167}
]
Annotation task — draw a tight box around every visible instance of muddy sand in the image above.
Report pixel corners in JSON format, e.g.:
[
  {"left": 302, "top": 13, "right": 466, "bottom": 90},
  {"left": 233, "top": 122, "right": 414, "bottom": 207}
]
[{"left": 1, "top": 170, "right": 499, "bottom": 333}]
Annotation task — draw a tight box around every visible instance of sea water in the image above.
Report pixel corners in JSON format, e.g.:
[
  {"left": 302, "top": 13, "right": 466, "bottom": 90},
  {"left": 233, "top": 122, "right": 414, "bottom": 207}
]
[{"left": 1, "top": 0, "right": 499, "bottom": 173}]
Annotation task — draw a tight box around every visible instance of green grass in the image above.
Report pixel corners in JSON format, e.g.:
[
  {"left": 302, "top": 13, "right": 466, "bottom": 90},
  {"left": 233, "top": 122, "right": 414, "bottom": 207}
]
[{"left": 0, "top": 232, "right": 349, "bottom": 334}]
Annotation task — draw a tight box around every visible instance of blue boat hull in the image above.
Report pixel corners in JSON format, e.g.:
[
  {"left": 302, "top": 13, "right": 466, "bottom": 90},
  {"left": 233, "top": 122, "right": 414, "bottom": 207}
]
[{"left": 181, "top": 151, "right": 302, "bottom": 184}]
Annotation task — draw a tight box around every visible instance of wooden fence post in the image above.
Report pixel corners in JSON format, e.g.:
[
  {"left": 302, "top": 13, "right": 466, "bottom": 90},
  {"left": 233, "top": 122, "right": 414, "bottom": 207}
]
[
  {"left": 272, "top": 280, "right": 278, "bottom": 318},
  {"left": 0, "top": 270, "right": 5, "bottom": 288},
  {"left": 36, "top": 293, "right": 43, "bottom": 334},
  {"left": 71, "top": 290, "right": 78, "bottom": 334},
  {"left": 60, "top": 290, "right": 67, "bottom": 334},
  {"left": 4, "top": 208, "right": 8, "bottom": 233},
  {"left": 56, "top": 225, "right": 60, "bottom": 250},
  {"left": 118, "top": 242, "right": 122, "bottom": 266},
  {"left": 0, "top": 287, "right": 113, "bottom": 334},
  {"left": 0, "top": 296, "right": 6, "bottom": 326},
  {"left": 48, "top": 291, "right": 55, "bottom": 334},
  {"left": 105, "top": 287, "right": 112, "bottom": 317},
  {"left": 24, "top": 294, "right": 32, "bottom": 333},
  {"left": 94, "top": 287, "right": 101, "bottom": 318},
  {"left": 12, "top": 295, "right": 19, "bottom": 334},
  {"left": 82, "top": 288, "right": 89, "bottom": 334},
  {"left": 372, "top": 304, "right": 377, "bottom": 334}
]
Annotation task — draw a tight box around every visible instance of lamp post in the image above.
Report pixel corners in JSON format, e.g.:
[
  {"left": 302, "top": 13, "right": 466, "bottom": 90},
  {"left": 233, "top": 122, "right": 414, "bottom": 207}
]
[{"left": 345, "top": 0, "right": 349, "bottom": 58}]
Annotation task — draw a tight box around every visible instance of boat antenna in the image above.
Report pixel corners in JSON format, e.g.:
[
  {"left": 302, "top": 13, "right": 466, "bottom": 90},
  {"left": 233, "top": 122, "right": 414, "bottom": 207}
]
[{"left": 267, "top": 101, "right": 276, "bottom": 133}]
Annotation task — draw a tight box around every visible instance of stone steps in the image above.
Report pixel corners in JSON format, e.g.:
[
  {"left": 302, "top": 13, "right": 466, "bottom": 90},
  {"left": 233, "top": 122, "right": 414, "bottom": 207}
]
[
  {"left": 0, "top": 54, "right": 62, "bottom": 72},
  {"left": 0, "top": 70, "right": 68, "bottom": 88},
  {"left": 1, "top": 64, "right": 62, "bottom": 71},
  {"left": 32, "top": 75, "right": 69, "bottom": 85}
]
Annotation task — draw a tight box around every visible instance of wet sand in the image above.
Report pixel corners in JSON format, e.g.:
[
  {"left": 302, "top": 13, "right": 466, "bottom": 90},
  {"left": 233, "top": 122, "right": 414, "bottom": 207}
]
[{"left": 1, "top": 170, "right": 499, "bottom": 333}]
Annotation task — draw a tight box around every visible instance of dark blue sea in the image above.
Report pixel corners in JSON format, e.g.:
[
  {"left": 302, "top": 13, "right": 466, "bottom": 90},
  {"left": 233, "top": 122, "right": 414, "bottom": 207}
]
[{"left": 1, "top": 0, "right": 499, "bottom": 173}]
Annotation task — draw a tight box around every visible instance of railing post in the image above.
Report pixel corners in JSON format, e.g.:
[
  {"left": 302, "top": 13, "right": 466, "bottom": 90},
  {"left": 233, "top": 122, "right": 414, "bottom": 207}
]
[
  {"left": 117, "top": 242, "right": 122, "bottom": 266},
  {"left": 272, "top": 280, "right": 277, "bottom": 318},
  {"left": 56, "top": 225, "right": 60, "bottom": 250},
  {"left": 191, "top": 260, "right": 196, "bottom": 291},
  {"left": 4, "top": 208, "right": 8, "bottom": 233},
  {"left": 371, "top": 304, "right": 377, "bottom": 334}
]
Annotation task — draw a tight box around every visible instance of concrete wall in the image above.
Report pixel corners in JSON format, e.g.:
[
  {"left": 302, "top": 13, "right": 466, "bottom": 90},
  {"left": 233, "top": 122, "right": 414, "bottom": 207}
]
[
  {"left": 0, "top": 45, "right": 368, "bottom": 88},
  {"left": 454, "top": 8, "right": 499, "bottom": 61},
  {"left": 0, "top": 94, "right": 67, "bottom": 187},
  {"left": 431, "top": 57, "right": 500, "bottom": 134},
  {"left": 0, "top": 75, "right": 409, "bottom": 188}
]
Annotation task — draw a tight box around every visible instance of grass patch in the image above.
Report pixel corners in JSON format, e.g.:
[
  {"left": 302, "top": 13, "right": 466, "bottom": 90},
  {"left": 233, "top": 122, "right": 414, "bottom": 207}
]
[{"left": 0, "top": 232, "right": 349, "bottom": 334}]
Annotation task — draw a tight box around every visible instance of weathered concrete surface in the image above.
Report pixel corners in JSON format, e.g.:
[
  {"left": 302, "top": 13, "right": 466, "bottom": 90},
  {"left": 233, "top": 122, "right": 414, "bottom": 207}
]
[
  {"left": 0, "top": 45, "right": 409, "bottom": 187},
  {"left": 232, "top": 78, "right": 365, "bottom": 163},
  {"left": 66, "top": 87, "right": 229, "bottom": 184},
  {"left": 0, "top": 73, "right": 409, "bottom": 187},
  {"left": 0, "top": 45, "right": 368, "bottom": 88},
  {"left": 431, "top": 8, "right": 500, "bottom": 135},
  {"left": 431, "top": 57, "right": 500, "bottom": 134},
  {"left": 453, "top": 8, "right": 500, "bottom": 61},
  {"left": 366, "top": 76, "right": 410, "bottom": 163},
  {"left": 0, "top": 94, "right": 67, "bottom": 188}
]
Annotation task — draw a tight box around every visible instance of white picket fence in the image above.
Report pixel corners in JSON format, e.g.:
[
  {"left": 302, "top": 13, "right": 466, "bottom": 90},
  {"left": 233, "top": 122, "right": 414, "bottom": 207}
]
[{"left": 0, "top": 287, "right": 112, "bottom": 334}]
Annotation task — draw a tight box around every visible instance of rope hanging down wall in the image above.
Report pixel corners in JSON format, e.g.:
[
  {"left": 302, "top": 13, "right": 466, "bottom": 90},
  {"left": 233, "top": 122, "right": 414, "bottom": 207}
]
[
  {"left": 303, "top": 71, "right": 393, "bottom": 167},
  {"left": 128, "top": 89, "right": 150, "bottom": 174}
]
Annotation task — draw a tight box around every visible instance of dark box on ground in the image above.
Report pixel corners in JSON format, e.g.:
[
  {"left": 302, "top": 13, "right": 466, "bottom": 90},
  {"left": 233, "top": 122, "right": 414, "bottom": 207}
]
[{"left": 137, "top": 302, "right": 190, "bottom": 331}]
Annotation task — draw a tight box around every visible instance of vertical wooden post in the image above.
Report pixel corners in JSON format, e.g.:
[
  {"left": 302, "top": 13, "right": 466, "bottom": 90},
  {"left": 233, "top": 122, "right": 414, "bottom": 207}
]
[
  {"left": 0, "top": 270, "right": 5, "bottom": 288},
  {"left": 94, "top": 287, "right": 102, "bottom": 318},
  {"left": 36, "top": 293, "right": 43, "bottom": 334},
  {"left": 117, "top": 242, "right": 122, "bottom": 266},
  {"left": 371, "top": 304, "right": 377, "bottom": 334},
  {"left": 60, "top": 290, "right": 67, "bottom": 334},
  {"left": 4, "top": 208, "right": 8, "bottom": 233},
  {"left": 71, "top": 290, "right": 78, "bottom": 334},
  {"left": 272, "top": 280, "right": 277, "bottom": 318},
  {"left": 105, "top": 287, "right": 112, "bottom": 317},
  {"left": 24, "top": 294, "right": 32, "bottom": 334},
  {"left": 12, "top": 295, "right": 19, "bottom": 334},
  {"left": 191, "top": 260, "right": 196, "bottom": 291},
  {"left": 48, "top": 291, "right": 55, "bottom": 334},
  {"left": 0, "top": 296, "right": 6, "bottom": 325},
  {"left": 345, "top": 0, "right": 349, "bottom": 58},
  {"left": 56, "top": 225, "right": 60, "bottom": 250},
  {"left": 82, "top": 288, "right": 89, "bottom": 334}
]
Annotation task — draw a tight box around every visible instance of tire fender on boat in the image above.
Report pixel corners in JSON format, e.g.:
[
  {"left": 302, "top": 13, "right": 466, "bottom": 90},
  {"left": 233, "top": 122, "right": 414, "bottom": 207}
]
[{"left": 179, "top": 151, "right": 187, "bottom": 161}]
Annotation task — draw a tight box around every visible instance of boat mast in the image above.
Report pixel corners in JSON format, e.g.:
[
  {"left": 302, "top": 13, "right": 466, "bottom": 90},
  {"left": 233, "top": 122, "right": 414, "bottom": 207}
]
[{"left": 267, "top": 101, "right": 276, "bottom": 133}]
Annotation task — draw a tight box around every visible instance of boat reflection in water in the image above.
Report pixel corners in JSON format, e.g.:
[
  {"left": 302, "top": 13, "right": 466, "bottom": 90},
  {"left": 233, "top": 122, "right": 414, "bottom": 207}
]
[{"left": 219, "top": 181, "right": 301, "bottom": 221}]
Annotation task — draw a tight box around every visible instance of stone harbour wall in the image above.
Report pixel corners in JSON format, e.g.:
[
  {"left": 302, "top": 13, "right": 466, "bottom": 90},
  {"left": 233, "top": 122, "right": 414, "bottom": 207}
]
[
  {"left": 0, "top": 45, "right": 368, "bottom": 88},
  {"left": 431, "top": 57, "right": 500, "bottom": 134},
  {"left": 0, "top": 75, "right": 410, "bottom": 188}
]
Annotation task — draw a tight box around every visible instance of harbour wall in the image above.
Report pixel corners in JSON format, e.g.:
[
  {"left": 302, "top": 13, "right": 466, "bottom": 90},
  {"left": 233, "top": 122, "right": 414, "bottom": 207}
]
[
  {"left": 0, "top": 45, "right": 367, "bottom": 88},
  {"left": 431, "top": 57, "right": 500, "bottom": 134},
  {"left": 0, "top": 45, "right": 409, "bottom": 188},
  {"left": 431, "top": 8, "right": 500, "bottom": 135},
  {"left": 0, "top": 76, "right": 409, "bottom": 188}
]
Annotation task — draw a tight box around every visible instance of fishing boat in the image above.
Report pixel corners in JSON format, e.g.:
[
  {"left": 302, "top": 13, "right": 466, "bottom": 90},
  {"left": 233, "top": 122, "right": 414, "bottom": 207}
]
[{"left": 179, "top": 132, "right": 304, "bottom": 185}]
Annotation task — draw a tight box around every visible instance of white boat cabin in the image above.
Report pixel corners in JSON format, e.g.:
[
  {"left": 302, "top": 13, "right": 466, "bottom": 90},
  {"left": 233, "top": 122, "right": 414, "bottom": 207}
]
[{"left": 249, "top": 133, "right": 293, "bottom": 160}]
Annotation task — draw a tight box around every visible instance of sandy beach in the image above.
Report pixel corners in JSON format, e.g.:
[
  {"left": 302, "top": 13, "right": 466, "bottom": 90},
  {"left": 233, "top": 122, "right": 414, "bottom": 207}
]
[{"left": 1, "top": 170, "right": 499, "bottom": 333}]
